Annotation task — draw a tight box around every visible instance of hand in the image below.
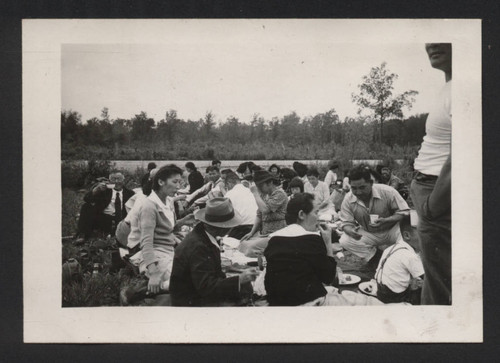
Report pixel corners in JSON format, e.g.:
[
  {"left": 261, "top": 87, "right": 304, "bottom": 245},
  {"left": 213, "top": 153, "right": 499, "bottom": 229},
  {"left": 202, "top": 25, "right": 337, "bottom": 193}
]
[
  {"left": 180, "top": 213, "right": 195, "bottom": 226},
  {"left": 369, "top": 217, "right": 391, "bottom": 229},
  {"left": 240, "top": 232, "right": 254, "bottom": 242},
  {"left": 147, "top": 268, "right": 163, "bottom": 294},
  {"left": 92, "top": 182, "right": 107, "bottom": 194},
  {"left": 318, "top": 223, "right": 333, "bottom": 244},
  {"left": 239, "top": 268, "right": 259, "bottom": 285},
  {"left": 344, "top": 225, "right": 362, "bottom": 240}
]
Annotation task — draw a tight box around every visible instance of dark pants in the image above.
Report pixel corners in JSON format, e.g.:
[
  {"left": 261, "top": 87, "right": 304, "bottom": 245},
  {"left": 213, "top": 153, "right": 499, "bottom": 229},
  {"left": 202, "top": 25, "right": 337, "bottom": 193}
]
[
  {"left": 227, "top": 224, "right": 254, "bottom": 240},
  {"left": 77, "top": 203, "right": 115, "bottom": 239},
  {"left": 410, "top": 178, "right": 451, "bottom": 305}
]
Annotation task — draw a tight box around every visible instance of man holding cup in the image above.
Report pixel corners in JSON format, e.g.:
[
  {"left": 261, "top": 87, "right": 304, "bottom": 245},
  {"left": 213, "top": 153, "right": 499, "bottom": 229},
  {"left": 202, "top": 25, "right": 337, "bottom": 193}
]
[
  {"left": 75, "top": 172, "right": 134, "bottom": 242},
  {"left": 338, "top": 165, "right": 410, "bottom": 274}
]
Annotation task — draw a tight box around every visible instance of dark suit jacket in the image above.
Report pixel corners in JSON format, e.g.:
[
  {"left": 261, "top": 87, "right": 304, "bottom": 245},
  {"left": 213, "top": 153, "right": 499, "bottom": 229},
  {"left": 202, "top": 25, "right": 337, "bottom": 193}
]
[
  {"left": 169, "top": 223, "right": 241, "bottom": 306},
  {"left": 264, "top": 232, "right": 336, "bottom": 306},
  {"left": 83, "top": 187, "right": 134, "bottom": 217}
]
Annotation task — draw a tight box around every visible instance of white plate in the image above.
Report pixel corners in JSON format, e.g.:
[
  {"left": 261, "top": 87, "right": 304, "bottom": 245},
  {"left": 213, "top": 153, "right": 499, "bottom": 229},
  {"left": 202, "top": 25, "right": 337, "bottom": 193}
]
[
  {"left": 338, "top": 273, "right": 361, "bottom": 285},
  {"left": 358, "top": 281, "right": 378, "bottom": 296}
]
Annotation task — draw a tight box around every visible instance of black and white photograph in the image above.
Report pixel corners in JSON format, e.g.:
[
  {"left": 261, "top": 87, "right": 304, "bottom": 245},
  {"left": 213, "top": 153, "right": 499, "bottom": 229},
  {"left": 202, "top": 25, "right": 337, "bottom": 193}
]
[{"left": 23, "top": 19, "right": 482, "bottom": 343}]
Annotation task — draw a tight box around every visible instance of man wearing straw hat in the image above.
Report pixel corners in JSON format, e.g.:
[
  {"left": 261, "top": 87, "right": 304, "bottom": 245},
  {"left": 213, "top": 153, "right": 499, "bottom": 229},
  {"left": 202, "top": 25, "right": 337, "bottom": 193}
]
[{"left": 169, "top": 198, "right": 258, "bottom": 306}]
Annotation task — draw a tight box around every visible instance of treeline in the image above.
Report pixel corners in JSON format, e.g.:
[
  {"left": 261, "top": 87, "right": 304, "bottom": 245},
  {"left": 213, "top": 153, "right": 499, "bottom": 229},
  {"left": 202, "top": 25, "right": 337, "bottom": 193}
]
[{"left": 61, "top": 108, "right": 427, "bottom": 161}]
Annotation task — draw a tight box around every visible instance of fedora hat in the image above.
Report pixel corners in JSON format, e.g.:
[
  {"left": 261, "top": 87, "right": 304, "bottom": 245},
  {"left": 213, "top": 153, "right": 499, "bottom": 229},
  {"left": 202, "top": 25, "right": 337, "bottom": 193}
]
[
  {"left": 253, "top": 170, "right": 278, "bottom": 185},
  {"left": 194, "top": 197, "right": 242, "bottom": 228}
]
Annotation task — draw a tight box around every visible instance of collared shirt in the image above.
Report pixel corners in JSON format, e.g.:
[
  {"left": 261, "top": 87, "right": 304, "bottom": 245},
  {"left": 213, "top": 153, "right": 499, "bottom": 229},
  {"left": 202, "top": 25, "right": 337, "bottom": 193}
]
[
  {"left": 304, "top": 180, "right": 330, "bottom": 204},
  {"left": 375, "top": 240, "right": 424, "bottom": 293},
  {"left": 103, "top": 189, "right": 123, "bottom": 216},
  {"left": 324, "top": 170, "right": 338, "bottom": 188},
  {"left": 148, "top": 190, "right": 176, "bottom": 226},
  {"left": 339, "top": 183, "right": 409, "bottom": 232},
  {"left": 225, "top": 183, "right": 258, "bottom": 225},
  {"left": 193, "top": 178, "right": 227, "bottom": 206}
]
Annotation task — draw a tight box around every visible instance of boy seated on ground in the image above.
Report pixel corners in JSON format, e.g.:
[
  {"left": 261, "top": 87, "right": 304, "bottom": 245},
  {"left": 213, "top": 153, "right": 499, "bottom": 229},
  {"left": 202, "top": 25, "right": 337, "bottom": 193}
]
[{"left": 372, "top": 215, "right": 424, "bottom": 304}]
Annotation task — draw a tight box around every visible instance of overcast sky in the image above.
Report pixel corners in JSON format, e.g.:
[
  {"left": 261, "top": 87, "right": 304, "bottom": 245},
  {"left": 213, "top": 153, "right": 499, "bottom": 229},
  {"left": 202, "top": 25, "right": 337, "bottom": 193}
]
[{"left": 62, "top": 40, "right": 446, "bottom": 124}]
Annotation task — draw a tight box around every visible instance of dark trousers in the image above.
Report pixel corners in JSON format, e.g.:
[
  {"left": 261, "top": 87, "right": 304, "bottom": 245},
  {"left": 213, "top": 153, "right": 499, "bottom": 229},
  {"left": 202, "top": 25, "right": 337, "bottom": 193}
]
[
  {"left": 77, "top": 203, "right": 115, "bottom": 239},
  {"left": 227, "top": 224, "right": 254, "bottom": 240},
  {"left": 410, "top": 178, "right": 451, "bottom": 305}
]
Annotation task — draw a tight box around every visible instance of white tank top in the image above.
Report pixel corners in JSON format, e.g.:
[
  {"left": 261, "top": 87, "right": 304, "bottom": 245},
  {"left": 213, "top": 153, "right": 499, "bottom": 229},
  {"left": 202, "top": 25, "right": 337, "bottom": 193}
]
[{"left": 414, "top": 81, "right": 452, "bottom": 176}]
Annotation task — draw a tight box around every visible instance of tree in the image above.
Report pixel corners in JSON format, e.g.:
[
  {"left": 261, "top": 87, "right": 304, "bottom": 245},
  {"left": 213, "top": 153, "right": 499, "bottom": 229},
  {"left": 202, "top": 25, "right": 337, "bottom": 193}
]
[
  {"left": 61, "top": 110, "right": 82, "bottom": 143},
  {"left": 352, "top": 62, "right": 418, "bottom": 144}
]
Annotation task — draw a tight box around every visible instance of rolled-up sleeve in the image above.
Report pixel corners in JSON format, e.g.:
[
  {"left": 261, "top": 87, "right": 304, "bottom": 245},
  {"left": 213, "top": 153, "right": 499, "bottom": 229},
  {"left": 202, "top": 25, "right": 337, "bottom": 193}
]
[
  {"left": 339, "top": 196, "right": 356, "bottom": 229},
  {"left": 389, "top": 189, "right": 410, "bottom": 216}
]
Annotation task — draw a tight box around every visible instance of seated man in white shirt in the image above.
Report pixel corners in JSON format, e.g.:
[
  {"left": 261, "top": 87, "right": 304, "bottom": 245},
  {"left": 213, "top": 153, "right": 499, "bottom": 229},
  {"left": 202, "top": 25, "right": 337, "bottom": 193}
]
[
  {"left": 184, "top": 166, "right": 226, "bottom": 210},
  {"left": 223, "top": 171, "right": 258, "bottom": 239},
  {"left": 372, "top": 215, "right": 425, "bottom": 304}
]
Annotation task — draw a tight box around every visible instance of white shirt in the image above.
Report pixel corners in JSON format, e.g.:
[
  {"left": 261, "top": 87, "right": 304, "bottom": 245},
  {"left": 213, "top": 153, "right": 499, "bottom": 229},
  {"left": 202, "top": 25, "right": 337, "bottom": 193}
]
[
  {"left": 103, "top": 189, "right": 123, "bottom": 216},
  {"left": 304, "top": 180, "right": 330, "bottom": 204},
  {"left": 414, "top": 81, "right": 452, "bottom": 176},
  {"left": 375, "top": 240, "right": 425, "bottom": 293},
  {"left": 225, "top": 184, "right": 258, "bottom": 225},
  {"left": 324, "top": 170, "right": 338, "bottom": 188}
]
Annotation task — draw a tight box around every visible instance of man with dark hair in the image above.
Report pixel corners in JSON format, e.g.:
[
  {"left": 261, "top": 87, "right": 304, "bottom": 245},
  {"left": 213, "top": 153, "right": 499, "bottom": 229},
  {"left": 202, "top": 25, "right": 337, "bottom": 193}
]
[
  {"left": 410, "top": 43, "right": 452, "bottom": 305},
  {"left": 185, "top": 166, "right": 227, "bottom": 209},
  {"left": 372, "top": 214, "right": 425, "bottom": 304},
  {"left": 338, "top": 165, "right": 410, "bottom": 275},
  {"left": 76, "top": 172, "right": 134, "bottom": 241},
  {"left": 211, "top": 159, "right": 222, "bottom": 169},
  {"left": 169, "top": 198, "right": 258, "bottom": 306},
  {"left": 184, "top": 162, "right": 204, "bottom": 194}
]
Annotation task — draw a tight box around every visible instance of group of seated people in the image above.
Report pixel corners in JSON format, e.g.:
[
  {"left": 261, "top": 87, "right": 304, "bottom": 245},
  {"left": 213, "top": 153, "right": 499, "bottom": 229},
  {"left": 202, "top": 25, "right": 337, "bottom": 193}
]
[{"left": 75, "top": 159, "right": 421, "bottom": 306}]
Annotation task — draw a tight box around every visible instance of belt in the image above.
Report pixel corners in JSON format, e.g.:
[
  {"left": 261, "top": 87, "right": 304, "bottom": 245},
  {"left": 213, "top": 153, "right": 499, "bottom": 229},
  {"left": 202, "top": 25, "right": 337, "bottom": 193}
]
[{"left": 414, "top": 171, "right": 438, "bottom": 182}]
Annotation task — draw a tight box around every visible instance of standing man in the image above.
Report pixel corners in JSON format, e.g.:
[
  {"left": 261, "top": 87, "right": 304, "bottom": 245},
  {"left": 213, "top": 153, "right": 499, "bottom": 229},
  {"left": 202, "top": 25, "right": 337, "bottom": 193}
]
[
  {"left": 338, "top": 165, "right": 410, "bottom": 275},
  {"left": 410, "top": 43, "right": 452, "bottom": 305}
]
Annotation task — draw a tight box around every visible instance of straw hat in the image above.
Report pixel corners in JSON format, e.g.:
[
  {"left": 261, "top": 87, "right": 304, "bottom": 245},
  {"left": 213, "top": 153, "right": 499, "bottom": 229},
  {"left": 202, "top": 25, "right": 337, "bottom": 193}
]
[{"left": 194, "top": 197, "right": 242, "bottom": 228}]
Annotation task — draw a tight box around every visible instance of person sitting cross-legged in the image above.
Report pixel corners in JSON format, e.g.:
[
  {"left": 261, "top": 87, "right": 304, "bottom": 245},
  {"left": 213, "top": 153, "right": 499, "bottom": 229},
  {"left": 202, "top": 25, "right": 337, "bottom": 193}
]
[
  {"left": 169, "top": 198, "right": 258, "bottom": 307},
  {"left": 338, "top": 165, "right": 410, "bottom": 277}
]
